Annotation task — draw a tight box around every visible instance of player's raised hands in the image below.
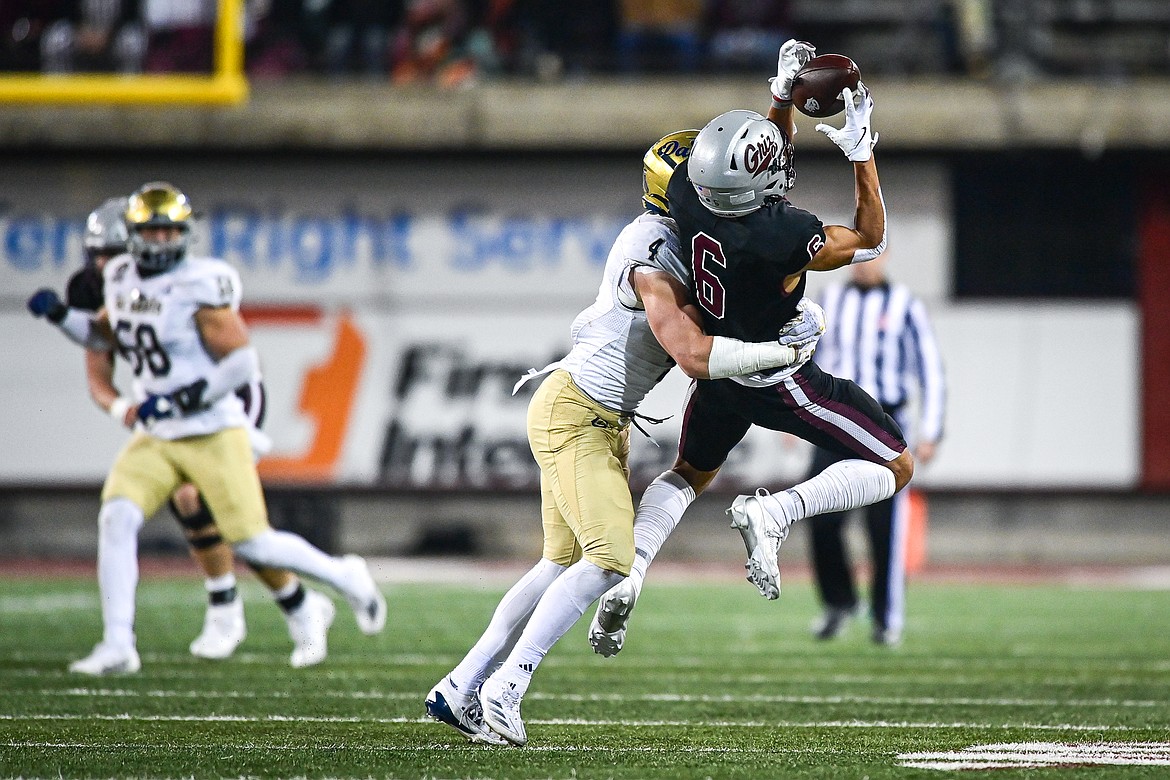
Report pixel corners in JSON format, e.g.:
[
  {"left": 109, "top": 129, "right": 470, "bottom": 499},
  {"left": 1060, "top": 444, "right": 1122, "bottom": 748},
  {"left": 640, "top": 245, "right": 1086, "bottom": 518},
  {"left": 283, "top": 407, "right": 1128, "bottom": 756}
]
[
  {"left": 770, "top": 39, "right": 816, "bottom": 105},
  {"left": 815, "top": 83, "right": 878, "bottom": 162}
]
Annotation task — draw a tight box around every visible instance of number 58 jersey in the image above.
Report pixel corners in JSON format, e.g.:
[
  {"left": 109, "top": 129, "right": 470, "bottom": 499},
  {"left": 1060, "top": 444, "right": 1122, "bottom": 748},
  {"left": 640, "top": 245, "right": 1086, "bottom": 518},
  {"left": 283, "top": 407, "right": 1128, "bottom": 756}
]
[{"left": 103, "top": 254, "right": 252, "bottom": 440}]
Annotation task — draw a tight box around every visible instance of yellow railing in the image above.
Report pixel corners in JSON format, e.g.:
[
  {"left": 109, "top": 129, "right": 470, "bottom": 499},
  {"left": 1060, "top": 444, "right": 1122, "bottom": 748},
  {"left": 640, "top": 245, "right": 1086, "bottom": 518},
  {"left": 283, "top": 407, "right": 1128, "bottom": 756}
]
[{"left": 0, "top": 0, "right": 247, "bottom": 106}]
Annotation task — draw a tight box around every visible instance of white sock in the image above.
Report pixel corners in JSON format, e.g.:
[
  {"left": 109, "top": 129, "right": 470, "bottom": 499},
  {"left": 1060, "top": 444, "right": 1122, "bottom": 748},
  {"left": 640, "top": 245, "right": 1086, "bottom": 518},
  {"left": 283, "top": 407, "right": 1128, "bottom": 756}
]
[
  {"left": 629, "top": 470, "right": 696, "bottom": 590},
  {"left": 204, "top": 572, "right": 237, "bottom": 594},
  {"left": 449, "top": 558, "right": 566, "bottom": 693},
  {"left": 765, "top": 459, "right": 896, "bottom": 521},
  {"left": 97, "top": 498, "right": 144, "bottom": 649},
  {"left": 495, "top": 560, "right": 623, "bottom": 696},
  {"left": 233, "top": 529, "right": 352, "bottom": 596}
]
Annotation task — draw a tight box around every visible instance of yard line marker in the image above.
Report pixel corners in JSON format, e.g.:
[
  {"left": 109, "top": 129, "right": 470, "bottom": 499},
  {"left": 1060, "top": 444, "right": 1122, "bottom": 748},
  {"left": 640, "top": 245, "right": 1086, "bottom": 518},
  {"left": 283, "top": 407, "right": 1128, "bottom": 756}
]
[
  {"left": 898, "top": 741, "right": 1170, "bottom": 769},
  {"left": 36, "top": 688, "right": 1169, "bottom": 709},
  {"left": 0, "top": 713, "right": 1151, "bottom": 731}
]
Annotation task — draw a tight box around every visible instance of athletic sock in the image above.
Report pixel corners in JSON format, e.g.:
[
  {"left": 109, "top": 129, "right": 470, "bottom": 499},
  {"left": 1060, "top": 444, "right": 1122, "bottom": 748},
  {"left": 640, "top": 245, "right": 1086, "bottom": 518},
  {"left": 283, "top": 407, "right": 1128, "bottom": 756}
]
[
  {"left": 233, "top": 529, "right": 351, "bottom": 594},
  {"left": 765, "top": 459, "right": 896, "bottom": 521},
  {"left": 495, "top": 560, "right": 623, "bottom": 696},
  {"left": 205, "top": 572, "right": 238, "bottom": 605},
  {"left": 97, "top": 498, "right": 144, "bottom": 649},
  {"left": 273, "top": 580, "right": 307, "bottom": 614},
  {"left": 628, "top": 470, "right": 696, "bottom": 589},
  {"left": 449, "top": 558, "right": 565, "bottom": 692}
]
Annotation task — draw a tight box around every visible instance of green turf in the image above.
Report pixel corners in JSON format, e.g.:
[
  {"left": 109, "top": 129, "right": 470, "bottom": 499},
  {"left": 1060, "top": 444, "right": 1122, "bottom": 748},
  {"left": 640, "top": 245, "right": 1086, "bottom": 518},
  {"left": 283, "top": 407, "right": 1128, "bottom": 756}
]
[{"left": 1, "top": 572, "right": 1168, "bottom": 779}]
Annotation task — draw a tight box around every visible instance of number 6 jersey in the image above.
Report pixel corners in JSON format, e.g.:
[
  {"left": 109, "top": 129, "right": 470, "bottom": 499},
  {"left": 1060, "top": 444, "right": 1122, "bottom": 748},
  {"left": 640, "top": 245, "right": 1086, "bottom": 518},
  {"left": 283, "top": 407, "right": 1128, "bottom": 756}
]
[{"left": 103, "top": 254, "right": 252, "bottom": 440}]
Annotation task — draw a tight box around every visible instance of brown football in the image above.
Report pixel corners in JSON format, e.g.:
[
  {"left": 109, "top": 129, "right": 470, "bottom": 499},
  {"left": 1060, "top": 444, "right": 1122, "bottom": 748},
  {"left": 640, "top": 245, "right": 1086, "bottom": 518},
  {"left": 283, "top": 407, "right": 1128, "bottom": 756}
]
[{"left": 789, "top": 54, "right": 861, "bottom": 118}]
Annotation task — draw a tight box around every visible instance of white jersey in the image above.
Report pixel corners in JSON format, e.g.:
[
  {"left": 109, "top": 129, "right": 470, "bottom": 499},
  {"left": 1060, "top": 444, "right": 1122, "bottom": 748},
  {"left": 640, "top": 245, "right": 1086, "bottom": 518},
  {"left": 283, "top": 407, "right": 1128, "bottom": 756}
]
[
  {"left": 103, "top": 254, "right": 251, "bottom": 440},
  {"left": 517, "top": 213, "right": 691, "bottom": 414}
]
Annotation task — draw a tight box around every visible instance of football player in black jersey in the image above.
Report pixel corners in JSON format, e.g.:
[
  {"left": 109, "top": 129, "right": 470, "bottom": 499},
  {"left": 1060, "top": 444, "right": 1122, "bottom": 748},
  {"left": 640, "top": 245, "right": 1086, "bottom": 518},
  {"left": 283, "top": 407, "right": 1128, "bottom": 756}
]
[
  {"left": 589, "top": 39, "right": 911, "bottom": 653},
  {"left": 660, "top": 63, "right": 915, "bottom": 603}
]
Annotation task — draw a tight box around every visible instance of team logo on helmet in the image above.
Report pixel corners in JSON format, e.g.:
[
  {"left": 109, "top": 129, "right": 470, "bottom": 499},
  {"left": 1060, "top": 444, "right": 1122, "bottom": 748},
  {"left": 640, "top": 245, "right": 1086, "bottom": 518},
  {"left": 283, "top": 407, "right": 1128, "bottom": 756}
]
[{"left": 744, "top": 136, "right": 780, "bottom": 176}]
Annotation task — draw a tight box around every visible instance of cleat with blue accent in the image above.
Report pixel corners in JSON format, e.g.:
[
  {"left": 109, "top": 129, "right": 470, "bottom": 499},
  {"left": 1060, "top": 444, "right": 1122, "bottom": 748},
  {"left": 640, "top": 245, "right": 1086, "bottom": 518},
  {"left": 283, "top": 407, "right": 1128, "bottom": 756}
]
[{"left": 426, "top": 676, "right": 508, "bottom": 745}]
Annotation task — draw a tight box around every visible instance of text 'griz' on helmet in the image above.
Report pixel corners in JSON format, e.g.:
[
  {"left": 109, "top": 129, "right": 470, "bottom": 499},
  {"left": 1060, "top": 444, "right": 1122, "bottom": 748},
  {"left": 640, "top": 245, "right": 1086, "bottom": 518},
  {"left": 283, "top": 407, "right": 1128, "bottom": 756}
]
[
  {"left": 124, "top": 181, "right": 194, "bottom": 274},
  {"left": 643, "top": 129, "right": 699, "bottom": 216},
  {"left": 688, "top": 110, "right": 795, "bottom": 217},
  {"left": 84, "top": 196, "right": 130, "bottom": 263}
]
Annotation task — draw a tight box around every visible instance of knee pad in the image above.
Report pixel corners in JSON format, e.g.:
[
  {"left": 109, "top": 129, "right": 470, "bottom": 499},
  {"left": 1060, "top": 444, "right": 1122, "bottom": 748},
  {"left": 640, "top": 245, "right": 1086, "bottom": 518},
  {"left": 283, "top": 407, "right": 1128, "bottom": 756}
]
[
  {"left": 99, "top": 498, "right": 144, "bottom": 545},
  {"left": 171, "top": 495, "right": 215, "bottom": 533}
]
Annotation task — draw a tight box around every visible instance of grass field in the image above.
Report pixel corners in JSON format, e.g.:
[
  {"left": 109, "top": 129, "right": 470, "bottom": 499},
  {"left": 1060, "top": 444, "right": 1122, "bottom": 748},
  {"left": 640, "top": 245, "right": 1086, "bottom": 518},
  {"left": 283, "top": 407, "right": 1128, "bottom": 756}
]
[{"left": 1, "top": 565, "right": 1168, "bottom": 779}]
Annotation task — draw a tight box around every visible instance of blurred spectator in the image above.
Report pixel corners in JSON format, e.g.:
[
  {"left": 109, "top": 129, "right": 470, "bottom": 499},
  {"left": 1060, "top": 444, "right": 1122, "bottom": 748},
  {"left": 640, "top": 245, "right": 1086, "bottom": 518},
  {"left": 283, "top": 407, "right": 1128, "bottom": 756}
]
[
  {"left": 389, "top": 0, "right": 474, "bottom": 87},
  {"left": 323, "top": 0, "right": 404, "bottom": 77},
  {"left": 141, "top": 0, "right": 215, "bottom": 73},
  {"left": 616, "top": 0, "right": 702, "bottom": 73},
  {"left": 244, "top": 0, "right": 309, "bottom": 78},
  {"left": 514, "top": 0, "right": 618, "bottom": 79},
  {"left": 703, "top": 0, "right": 791, "bottom": 74},
  {"left": 1, "top": 0, "right": 144, "bottom": 73}
]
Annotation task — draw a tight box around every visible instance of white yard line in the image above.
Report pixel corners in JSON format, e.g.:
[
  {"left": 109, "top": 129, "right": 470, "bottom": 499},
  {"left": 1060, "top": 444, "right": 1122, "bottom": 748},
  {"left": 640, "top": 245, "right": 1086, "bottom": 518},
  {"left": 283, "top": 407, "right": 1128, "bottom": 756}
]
[
  {"left": 0, "top": 713, "right": 1151, "bottom": 731},
  {"left": 30, "top": 687, "right": 1169, "bottom": 709}
]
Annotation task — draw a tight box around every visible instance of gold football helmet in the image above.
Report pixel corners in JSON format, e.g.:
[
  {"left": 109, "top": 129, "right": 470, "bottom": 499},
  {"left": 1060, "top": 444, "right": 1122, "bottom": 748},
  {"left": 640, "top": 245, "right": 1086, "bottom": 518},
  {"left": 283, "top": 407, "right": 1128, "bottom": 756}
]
[
  {"left": 124, "top": 181, "right": 194, "bottom": 273},
  {"left": 642, "top": 129, "right": 698, "bottom": 215}
]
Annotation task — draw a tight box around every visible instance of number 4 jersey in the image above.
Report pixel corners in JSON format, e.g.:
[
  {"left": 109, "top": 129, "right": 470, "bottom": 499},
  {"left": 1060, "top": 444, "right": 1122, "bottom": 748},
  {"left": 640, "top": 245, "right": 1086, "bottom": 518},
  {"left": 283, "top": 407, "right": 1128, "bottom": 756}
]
[{"left": 103, "top": 254, "right": 252, "bottom": 440}]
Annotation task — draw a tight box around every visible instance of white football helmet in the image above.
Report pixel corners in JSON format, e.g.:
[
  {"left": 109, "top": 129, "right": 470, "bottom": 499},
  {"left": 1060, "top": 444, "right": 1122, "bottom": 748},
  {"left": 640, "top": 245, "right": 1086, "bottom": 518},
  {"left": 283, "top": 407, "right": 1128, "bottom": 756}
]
[
  {"left": 688, "top": 110, "right": 795, "bottom": 217},
  {"left": 83, "top": 197, "right": 130, "bottom": 264}
]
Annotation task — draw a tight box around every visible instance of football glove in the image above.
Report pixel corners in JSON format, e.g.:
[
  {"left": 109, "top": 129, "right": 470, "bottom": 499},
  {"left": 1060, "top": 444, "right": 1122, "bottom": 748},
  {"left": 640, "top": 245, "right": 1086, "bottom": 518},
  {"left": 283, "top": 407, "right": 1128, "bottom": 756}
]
[
  {"left": 778, "top": 298, "right": 826, "bottom": 363},
  {"left": 136, "top": 394, "right": 175, "bottom": 425},
  {"left": 815, "top": 83, "right": 878, "bottom": 162},
  {"left": 769, "top": 39, "right": 816, "bottom": 104},
  {"left": 27, "top": 288, "right": 68, "bottom": 324},
  {"left": 171, "top": 378, "right": 209, "bottom": 414}
]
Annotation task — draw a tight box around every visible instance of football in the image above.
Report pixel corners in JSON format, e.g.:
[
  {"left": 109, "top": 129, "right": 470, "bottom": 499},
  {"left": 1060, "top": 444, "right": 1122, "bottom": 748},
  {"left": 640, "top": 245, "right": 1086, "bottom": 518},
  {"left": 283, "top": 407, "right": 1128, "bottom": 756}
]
[{"left": 789, "top": 54, "right": 861, "bottom": 118}]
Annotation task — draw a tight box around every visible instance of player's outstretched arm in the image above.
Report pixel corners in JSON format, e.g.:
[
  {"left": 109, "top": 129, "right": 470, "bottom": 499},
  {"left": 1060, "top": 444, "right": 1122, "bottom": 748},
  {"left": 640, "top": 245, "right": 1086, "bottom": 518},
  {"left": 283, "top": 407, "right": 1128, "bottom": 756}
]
[
  {"left": 27, "top": 288, "right": 116, "bottom": 350},
  {"left": 635, "top": 269, "right": 801, "bottom": 379},
  {"left": 807, "top": 85, "right": 886, "bottom": 272},
  {"left": 766, "top": 39, "right": 815, "bottom": 143}
]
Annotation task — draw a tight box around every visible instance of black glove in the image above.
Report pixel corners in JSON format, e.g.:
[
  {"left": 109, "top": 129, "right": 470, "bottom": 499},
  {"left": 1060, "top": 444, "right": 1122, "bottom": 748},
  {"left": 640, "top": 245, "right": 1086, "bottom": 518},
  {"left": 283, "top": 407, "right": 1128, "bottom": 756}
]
[
  {"left": 171, "top": 378, "right": 209, "bottom": 414},
  {"left": 27, "top": 289, "right": 68, "bottom": 324}
]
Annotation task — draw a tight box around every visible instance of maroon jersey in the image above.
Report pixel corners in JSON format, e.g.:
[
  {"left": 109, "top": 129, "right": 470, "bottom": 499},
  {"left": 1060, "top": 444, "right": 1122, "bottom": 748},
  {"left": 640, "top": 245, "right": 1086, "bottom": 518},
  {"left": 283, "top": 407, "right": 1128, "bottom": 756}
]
[{"left": 667, "top": 159, "right": 826, "bottom": 343}]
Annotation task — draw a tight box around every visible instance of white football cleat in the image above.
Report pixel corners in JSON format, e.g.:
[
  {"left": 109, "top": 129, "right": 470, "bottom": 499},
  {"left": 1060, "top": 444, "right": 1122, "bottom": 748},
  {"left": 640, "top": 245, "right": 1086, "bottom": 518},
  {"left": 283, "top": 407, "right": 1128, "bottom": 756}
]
[
  {"left": 479, "top": 676, "right": 527, "bottom": 747},
  {"left": 588, "top": 578, "right": 638, "bottom": 658},
  {"left": 425, "top": 676, "right": 509, "bottom": 745},
  {"left": 286, "top": 589, "right": 335, "bottom": 668},
  {"left": 727, "top": 489, "right": 791, "bottom": 600},
  {"left": 189, "top": 599, "right": 246, "bottom": 659},
  {"left": 342, "top": 554, "right": 387, "bottom": 636},
  {"left": 68, "top": 642, "right": 141, "bottom": 675}
]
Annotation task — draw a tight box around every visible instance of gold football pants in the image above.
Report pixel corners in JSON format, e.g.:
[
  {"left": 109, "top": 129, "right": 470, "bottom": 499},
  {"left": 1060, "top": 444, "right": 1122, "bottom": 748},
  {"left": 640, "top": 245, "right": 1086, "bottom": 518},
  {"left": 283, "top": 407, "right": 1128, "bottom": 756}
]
[
  {"left": 527, "top": 370, "right": 635, "bottom": 575},
  {"left": 102, "top": 426, "right": 269, "bottom": 543}
]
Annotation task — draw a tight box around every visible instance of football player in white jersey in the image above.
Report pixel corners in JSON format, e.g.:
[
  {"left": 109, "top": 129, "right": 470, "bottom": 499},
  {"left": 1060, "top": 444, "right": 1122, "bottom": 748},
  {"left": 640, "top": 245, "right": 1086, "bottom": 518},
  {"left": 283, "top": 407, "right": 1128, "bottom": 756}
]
[
  {"left": 425, "top": 133, "right": 824, "bottom": 746},
  {"left": 27, "top": 182, "right": 387, "bottom": 675},
  {"left": 33, "top": 196, "right": 258, "bottom": 662}
]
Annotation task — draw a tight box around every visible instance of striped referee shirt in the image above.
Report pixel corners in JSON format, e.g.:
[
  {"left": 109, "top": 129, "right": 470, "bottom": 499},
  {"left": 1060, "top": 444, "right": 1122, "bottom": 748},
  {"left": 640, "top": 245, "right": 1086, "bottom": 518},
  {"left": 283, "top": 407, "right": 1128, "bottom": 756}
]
[{"left": 815, "top": 280, "right": 946, "bottom": 444}]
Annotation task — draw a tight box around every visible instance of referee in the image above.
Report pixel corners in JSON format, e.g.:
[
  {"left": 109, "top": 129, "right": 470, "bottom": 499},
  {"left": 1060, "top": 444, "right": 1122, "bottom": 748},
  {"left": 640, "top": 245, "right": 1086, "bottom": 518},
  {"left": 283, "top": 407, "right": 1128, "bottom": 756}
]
[{"left": 805, "top": 253, "right": 946, "bottom": 646}]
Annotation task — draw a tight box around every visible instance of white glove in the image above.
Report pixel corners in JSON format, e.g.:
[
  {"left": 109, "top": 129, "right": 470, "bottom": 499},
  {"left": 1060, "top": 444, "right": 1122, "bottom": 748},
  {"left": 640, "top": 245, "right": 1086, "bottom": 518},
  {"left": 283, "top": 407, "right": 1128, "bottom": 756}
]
[
  {"left": 778, "top": 297, "right": 826, "bottom": 363},
  {"left": 815, "top": 83, "right": 878, "bottom": 162},
  {"left": 769, "top": 39, "right": 816, "bottom": 104}
]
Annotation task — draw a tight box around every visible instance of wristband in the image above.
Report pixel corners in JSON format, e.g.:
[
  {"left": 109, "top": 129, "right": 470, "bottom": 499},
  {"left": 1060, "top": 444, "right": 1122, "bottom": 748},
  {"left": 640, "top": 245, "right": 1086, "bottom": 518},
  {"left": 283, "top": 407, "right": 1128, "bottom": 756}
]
[
  {"left": 772, "top": 96, "right": 792, "bottom": 111},
  {"left": 108, "top": 397, "right": 131, "bottom": 425}
]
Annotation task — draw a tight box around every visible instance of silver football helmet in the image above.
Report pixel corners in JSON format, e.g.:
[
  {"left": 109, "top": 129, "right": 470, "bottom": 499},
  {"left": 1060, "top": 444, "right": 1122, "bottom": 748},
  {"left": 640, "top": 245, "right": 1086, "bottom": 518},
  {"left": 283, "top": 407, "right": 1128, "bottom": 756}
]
[
  {"left": 688, "top": 110, "right": 795, "bottom": 217},
  {"left": 84, "top": 197, "right": 130, "bottom": 263},
  {"left": 125, "top": 181, "right": 193, "bottom": 274}
]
